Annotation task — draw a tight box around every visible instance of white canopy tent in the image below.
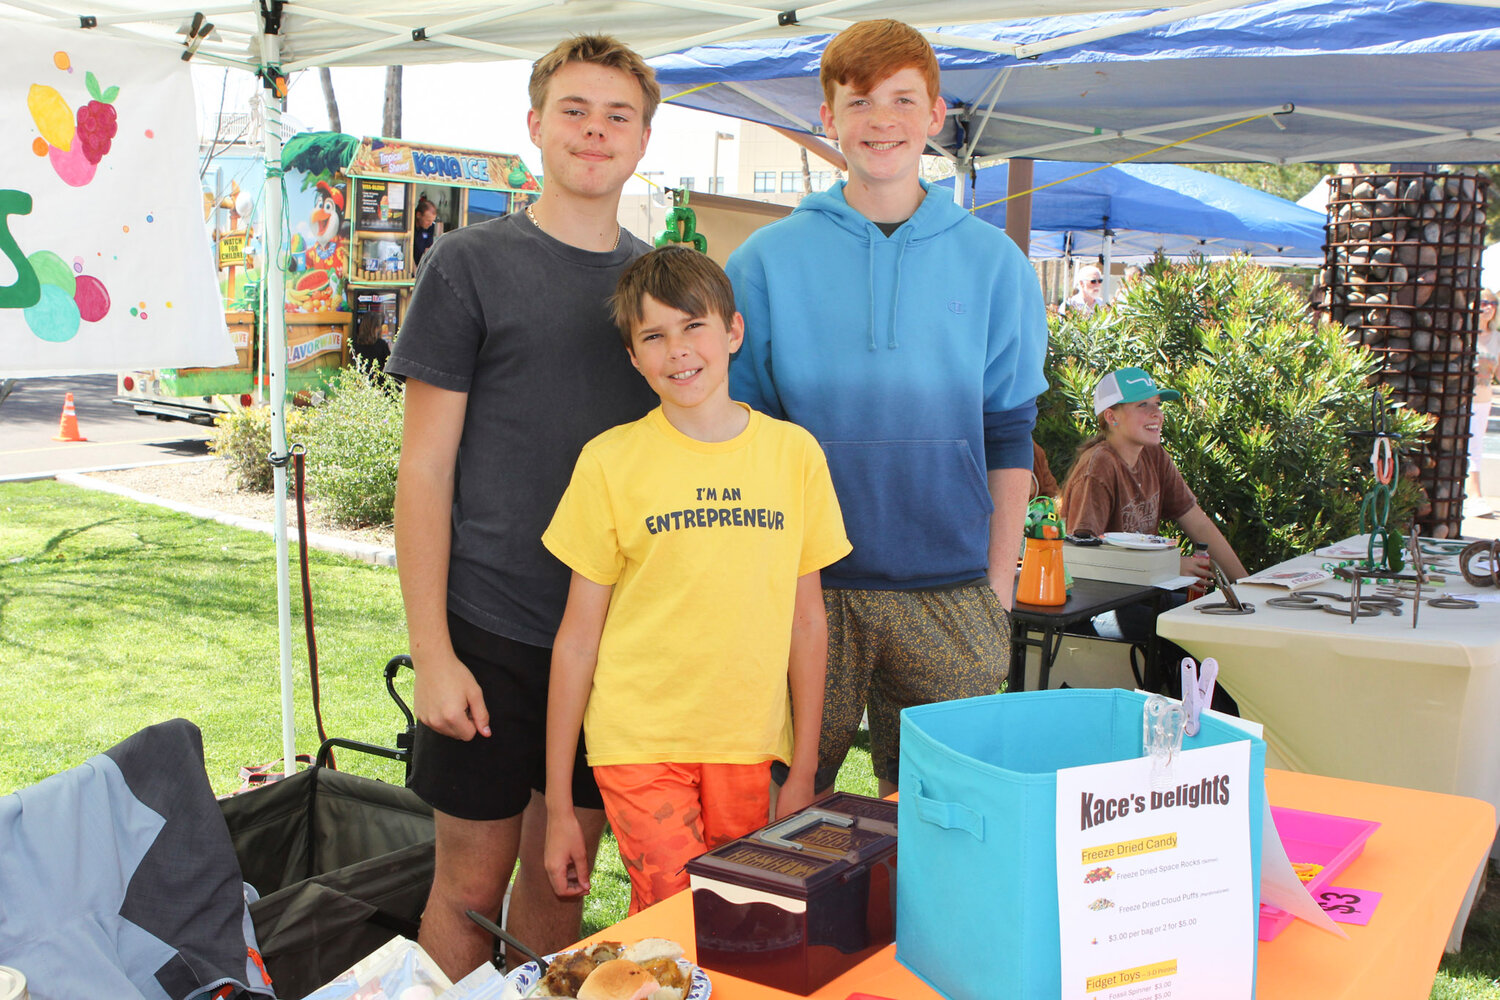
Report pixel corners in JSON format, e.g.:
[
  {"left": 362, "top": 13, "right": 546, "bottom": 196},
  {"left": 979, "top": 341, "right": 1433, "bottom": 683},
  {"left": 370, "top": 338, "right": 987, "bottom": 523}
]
[
  {"left": 0, "top": 0, "right": 1274, "bottom": 70},
  {"left": 5, "top": 0, "right": 1276, "bottom": 773}
]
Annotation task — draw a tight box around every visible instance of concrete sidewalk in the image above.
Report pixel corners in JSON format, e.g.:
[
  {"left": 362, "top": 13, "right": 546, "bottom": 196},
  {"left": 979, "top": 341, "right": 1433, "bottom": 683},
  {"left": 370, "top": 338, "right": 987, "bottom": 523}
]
[
  {"left": 1459, "top": 453, "right": 1500, "bottom": 542},
  {"left": 35, "top": 452, "right": 1500, "bottom": 565},
  {"left": 58, "top": 470, "right": 396, "bottom": 568}
]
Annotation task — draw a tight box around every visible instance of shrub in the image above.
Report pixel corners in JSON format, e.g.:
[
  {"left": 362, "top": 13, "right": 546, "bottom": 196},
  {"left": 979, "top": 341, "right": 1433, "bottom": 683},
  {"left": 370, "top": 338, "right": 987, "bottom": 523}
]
[
  {"left": 209, "top": 403, "right": 310, "bottom": 493},
  {"left": 1037, "top": 256, "right": 1432, "bottom": 571},
  {"left": 299, "top": 361, "right": 403, "bottom": 527}
]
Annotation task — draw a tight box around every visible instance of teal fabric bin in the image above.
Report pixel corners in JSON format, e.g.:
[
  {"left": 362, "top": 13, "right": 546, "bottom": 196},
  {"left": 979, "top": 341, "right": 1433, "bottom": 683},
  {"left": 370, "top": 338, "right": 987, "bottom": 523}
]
[{"left": 896, "top": 689, "right": 1265, "bottom": 999}]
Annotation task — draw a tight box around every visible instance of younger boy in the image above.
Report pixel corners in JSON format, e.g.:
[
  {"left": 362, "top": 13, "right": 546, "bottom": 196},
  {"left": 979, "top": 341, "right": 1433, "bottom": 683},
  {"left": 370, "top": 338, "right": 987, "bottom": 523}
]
[
  {"left": 542, "top": 246, "right": 851, "bottom": 913},
  {"left": 725, "top": 20, "right": 1048, "bottom": 796}
]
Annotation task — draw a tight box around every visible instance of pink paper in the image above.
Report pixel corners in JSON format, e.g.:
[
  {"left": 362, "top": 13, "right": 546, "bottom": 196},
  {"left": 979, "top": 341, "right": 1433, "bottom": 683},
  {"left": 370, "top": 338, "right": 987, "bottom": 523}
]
[{"left": 1315, "top": 886, "right": 1382, "bottom": 925}]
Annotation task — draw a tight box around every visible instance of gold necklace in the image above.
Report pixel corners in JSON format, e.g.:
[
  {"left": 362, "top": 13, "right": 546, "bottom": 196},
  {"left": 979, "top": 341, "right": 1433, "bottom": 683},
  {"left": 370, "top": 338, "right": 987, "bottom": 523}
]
[{"left": 525, "top": 203, "right": 621, "bottom": 252}]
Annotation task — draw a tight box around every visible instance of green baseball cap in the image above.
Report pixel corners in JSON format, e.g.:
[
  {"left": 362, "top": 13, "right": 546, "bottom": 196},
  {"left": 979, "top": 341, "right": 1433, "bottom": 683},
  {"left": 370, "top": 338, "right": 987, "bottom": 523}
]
[{"left": 1093, "top": 367, "right": 1182, "bottom": 415}]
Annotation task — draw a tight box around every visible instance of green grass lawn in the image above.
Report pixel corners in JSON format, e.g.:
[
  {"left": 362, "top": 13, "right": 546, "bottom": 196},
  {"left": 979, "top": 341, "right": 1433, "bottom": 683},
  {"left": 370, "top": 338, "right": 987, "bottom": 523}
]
[{"left": 1, "top": 478, "right": 1496, "bottom": 995}]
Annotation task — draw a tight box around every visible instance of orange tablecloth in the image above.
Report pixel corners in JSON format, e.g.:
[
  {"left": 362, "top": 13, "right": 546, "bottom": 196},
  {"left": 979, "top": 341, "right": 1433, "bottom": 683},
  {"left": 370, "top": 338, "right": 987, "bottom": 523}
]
[{"left": 573, "top": 770, "right": 1493, "bottom": 999}]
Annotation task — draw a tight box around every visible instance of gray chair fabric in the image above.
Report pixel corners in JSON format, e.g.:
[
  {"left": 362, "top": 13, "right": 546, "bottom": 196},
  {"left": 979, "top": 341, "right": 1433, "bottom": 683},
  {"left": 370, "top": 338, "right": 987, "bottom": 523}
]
[{"left": 0, "top": 718, "right": 274, "bottom": 1000}]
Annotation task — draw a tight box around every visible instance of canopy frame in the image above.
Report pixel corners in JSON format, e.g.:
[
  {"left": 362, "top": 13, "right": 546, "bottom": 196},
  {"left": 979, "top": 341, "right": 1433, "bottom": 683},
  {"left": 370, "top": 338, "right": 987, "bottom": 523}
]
[{"left": 1, "top": 0, "right": 1258, "bottom": 71}]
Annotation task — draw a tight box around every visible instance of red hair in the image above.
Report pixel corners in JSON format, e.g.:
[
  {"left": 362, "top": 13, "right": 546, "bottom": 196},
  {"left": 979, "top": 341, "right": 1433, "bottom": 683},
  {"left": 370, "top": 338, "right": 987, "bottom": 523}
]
[{"left": 820, "top": 20, "right": 940, "bottom": 107}]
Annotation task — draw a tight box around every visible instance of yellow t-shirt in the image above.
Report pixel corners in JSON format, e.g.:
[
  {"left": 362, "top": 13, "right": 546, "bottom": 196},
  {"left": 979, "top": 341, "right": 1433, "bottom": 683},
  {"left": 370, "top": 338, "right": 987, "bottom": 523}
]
[{"left": 543, "top": 405, "right": 851, "bottom": 767}]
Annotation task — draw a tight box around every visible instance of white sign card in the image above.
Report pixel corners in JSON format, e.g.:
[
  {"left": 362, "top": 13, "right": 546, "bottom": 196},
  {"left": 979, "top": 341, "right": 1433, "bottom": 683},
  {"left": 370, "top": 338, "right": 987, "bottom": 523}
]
[{"left": 1056, "top": 741, "right": 1254, "bottom": 1000}]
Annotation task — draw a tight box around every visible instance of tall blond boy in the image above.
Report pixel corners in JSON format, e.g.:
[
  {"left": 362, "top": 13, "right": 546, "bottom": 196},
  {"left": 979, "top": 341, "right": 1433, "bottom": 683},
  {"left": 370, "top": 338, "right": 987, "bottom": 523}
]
[
  {"left": 387, "top": 36, "right": 659, "bottom": 977},
  {"left": 725, "top": 20, "right": 1049, "bottom": 796},
  {"left": 542, "top": 246, "right": 850, "bottom": 913}
]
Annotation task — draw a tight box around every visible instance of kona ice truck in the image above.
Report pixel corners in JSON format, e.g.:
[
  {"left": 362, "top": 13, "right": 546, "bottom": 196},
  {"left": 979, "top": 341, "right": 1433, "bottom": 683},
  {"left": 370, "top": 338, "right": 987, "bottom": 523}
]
[{"left": 116, "top": 132, "right": 540, "bottom": 422}]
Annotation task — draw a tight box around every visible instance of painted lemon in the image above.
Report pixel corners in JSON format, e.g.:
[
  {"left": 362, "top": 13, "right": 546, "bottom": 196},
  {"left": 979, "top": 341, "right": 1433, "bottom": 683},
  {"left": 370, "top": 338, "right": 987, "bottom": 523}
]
[{"left": 28, "top": 84, "right": 75, "bottom": 152}]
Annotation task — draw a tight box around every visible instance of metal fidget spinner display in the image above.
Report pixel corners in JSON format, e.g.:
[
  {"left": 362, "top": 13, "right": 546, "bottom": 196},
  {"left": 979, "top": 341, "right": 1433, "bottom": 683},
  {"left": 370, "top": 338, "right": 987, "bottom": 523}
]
[
  {"left": 1264, "top": 591, "right": 1399, "bottom": 617},
  {"left": 1460, "top": 539, "right": 1500, "bottom": 588},
  {"left": 1194, "top": 562, "right": 1255, "bottom": 615},
  {"left": 1334, "top": 562, "right": 1478, "bottom": 627}
]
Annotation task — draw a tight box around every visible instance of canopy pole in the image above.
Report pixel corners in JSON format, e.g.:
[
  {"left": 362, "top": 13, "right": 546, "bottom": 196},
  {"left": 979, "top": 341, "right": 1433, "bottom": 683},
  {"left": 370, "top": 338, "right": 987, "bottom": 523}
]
[
  {"left": 953, "top": 154, "right": 967, "bottom": 207},
  {"left": 258, "top": 22, "right": 297, "bottom": 777},
  {"left": 1005, "top": 158, "right": 1033, "bottom": 257},
  {"left": 1102, "top": 228, "right": 1114, "bottom": 301},
  {"left": 1065, "top": 232, "right": 1075, "bottom": 306}
]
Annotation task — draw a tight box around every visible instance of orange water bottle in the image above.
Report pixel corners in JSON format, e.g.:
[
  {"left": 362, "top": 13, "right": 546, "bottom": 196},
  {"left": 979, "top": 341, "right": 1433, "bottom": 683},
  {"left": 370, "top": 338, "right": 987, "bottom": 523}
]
[{"left": 1017, "top": 536, "right": 1066, "bottom": 605}]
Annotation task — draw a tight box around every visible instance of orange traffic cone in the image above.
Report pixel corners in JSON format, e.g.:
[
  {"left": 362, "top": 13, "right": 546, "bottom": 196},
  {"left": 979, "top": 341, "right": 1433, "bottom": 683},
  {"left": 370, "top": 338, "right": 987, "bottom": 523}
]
[{"left": 52, "top": 392, "right": 87, "bottom": 442}]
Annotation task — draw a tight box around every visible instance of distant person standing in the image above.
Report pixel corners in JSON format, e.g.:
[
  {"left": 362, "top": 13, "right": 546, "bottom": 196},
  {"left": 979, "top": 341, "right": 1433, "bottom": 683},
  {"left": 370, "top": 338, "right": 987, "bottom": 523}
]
[
  {"left": 350, "top": 310, "right": 391, "bottom": 373},
  {"left": 1466, "top": 290, "right": 1499, "bottom": 518},
  {"left": 413, "top": 196, "right": 439, "bottom": 268},
  {"left": 1113, "top": 264, "right": 1145, "bottom": 304},
  {"left": 1063, "top": 264, "right": 1104, "bottom": 317}
]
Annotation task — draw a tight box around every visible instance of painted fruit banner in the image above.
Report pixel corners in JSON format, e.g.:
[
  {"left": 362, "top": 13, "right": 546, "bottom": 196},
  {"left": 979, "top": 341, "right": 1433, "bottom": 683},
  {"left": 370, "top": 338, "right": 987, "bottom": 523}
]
[{"left": 2, "top": 22, "right": 234, "bottom": 377}]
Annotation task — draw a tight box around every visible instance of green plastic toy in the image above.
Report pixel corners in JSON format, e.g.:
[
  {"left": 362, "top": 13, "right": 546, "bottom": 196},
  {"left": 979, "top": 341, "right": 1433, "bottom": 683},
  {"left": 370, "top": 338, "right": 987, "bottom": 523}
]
[{"left": 654, "top": 189, "right": 709, "bottom": 253}]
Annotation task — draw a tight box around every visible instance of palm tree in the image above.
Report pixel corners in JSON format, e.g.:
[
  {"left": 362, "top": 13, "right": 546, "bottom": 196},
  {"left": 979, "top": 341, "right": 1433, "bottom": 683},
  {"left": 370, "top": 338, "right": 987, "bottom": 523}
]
[
  {"left": 318, "top": 68, "right": 341, "bottom": 133},
  {"left": 382, "top": 65, "right": 402, "bottom": 138}
]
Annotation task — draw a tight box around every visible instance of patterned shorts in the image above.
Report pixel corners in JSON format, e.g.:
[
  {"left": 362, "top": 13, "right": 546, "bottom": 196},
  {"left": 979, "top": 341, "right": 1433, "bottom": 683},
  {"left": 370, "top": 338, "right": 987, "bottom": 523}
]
[{"left": 818, "top": 583, "right": 1010, "bottom": 786}]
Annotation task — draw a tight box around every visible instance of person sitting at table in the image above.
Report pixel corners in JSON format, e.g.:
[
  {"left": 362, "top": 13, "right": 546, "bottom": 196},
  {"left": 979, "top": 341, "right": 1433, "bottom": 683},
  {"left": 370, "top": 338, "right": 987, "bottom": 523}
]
[
  {"left": 1030, "top": 440, "right": 1059, "bottom": 500},
  {"left": 1060, "top": 366, "right": 1248, "bottom": 706}
]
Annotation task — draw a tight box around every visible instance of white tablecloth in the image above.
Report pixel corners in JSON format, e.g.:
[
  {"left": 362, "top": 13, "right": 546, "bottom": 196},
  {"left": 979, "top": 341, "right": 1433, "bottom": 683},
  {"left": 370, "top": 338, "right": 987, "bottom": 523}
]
[{"left": 1158, "top": 541, "right": 1500, "bottom": 817}]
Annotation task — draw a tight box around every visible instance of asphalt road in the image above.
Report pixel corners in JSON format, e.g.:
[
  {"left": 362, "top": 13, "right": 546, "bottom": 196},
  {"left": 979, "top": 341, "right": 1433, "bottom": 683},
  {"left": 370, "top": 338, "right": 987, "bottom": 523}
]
[{"left": 0, "top": 374, "right": 212, "bottom": 480}]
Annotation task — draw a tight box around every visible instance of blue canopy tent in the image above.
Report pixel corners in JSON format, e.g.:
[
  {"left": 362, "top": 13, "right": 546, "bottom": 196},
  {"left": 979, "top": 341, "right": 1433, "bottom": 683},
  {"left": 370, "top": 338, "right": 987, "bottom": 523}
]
[
  {"left": 934, "top": 160, "right": 1328, "bottom": 263},
  {"left": 652, "top": 0, "right": 1500, "bottom": 172}
]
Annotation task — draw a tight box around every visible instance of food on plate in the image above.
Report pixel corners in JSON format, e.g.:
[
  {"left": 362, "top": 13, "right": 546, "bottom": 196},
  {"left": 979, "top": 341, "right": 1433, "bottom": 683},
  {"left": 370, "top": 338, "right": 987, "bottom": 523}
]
[
  {"left": 538, "top": 942, "right": 621, "bottom": 997},
  {"left": 623, "top": 938, "right": 689, "bottom": 998},
  {"left": 577, "top": 959, "right": 659, "bottom": 1000},
  {"left": 534, "top": 938, "right": 693, "bottom": 1000},
  {"left": 636, "top": 959, "right": 688, "bottom": 997}
]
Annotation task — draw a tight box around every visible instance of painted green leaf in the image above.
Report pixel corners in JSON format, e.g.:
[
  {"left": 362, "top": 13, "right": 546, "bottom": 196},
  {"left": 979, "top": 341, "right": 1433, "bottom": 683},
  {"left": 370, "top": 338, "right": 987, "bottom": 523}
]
[
  {"left": 102, "top": 86, "right": 119, "bottom": 104},
  {"left": 86, "top": 71, "right": 101, "bottom": 101}
]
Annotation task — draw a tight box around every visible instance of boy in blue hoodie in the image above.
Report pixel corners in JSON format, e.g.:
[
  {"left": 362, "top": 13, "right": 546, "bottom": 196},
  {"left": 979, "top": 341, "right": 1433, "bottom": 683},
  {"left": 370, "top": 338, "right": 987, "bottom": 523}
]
[{"left": 726, "top": 19, "right": 1048, "bottom": 796}]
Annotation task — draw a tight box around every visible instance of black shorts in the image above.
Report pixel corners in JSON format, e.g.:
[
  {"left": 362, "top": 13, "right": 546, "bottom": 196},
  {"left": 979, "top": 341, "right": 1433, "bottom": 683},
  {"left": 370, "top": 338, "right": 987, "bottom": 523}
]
[{"left": 408, "top": 612, "right": 603, "bottom": 821}]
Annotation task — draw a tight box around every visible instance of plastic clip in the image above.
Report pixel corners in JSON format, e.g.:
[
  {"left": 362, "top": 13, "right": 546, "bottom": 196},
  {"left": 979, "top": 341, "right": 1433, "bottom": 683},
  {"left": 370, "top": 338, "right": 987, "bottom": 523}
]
[
  {"left": 1142, "top": 695, "right": 1185, "bottom": 791},
  {"left": 1180, "top": 657, "right": 1218, "bottom": 737}
]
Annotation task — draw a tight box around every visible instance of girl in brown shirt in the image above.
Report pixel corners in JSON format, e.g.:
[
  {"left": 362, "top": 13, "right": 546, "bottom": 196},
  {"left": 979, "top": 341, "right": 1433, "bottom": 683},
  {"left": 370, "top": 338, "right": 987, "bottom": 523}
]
[
  {"left": 1061, "top": 366, "right": 1248, "bottom": 584},
  {"left": 1059, "top": 368, "right": 1248, "bottom": 711}
]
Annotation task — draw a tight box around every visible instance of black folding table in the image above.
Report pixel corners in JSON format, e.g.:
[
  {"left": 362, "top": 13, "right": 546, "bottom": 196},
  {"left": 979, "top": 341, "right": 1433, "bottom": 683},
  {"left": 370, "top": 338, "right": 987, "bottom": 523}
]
[{"left": 1009, "top": 577, "right": 1164, "bottom": 692}]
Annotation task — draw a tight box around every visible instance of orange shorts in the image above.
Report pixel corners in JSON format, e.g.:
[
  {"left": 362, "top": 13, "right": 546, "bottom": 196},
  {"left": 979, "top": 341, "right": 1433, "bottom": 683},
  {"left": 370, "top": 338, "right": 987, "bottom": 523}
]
[{"left": 593, "top": 761, "right": 771, "bottom": 914}]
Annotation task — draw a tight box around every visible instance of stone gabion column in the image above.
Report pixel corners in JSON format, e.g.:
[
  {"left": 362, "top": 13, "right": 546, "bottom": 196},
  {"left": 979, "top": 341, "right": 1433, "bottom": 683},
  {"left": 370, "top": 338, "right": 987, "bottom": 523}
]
[{"left": 1320, "top": 170, "right": 1489, "bottom": 537}]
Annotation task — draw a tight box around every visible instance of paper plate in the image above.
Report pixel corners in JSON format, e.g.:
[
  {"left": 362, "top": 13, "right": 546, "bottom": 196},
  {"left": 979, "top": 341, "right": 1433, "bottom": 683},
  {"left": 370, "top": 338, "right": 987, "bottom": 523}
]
[
  {"left": 1314, "top": 535, "right": 1378, "bottom": 558},
  {"left": 501, "top": 955, "right": 710, "bottom": 1000},
  {"left": 1100, "top": 531, "right": 1176, "bottom": 550}
]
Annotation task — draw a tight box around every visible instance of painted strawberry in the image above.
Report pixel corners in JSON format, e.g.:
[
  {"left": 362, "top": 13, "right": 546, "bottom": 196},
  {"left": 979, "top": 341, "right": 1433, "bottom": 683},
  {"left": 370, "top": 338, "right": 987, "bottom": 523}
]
[{"left": 74, "top": 71, "right": 119, "bottom": 165}]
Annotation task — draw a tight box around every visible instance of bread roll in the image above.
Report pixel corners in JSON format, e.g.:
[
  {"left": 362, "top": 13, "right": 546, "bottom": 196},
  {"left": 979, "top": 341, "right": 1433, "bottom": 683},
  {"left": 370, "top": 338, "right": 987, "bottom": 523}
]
[
  {"left": 576, "top": 959, "right": 660, "bottom": 1000},
  {"left": 620, "top": 938, "right": 684, "bottom": 964}
]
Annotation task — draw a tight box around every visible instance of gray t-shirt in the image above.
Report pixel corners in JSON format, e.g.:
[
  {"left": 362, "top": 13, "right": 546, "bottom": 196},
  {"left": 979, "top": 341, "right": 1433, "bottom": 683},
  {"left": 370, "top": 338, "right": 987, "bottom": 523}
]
[{"left": 387, "top": 213, "right": 655, "bottom": 647}]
